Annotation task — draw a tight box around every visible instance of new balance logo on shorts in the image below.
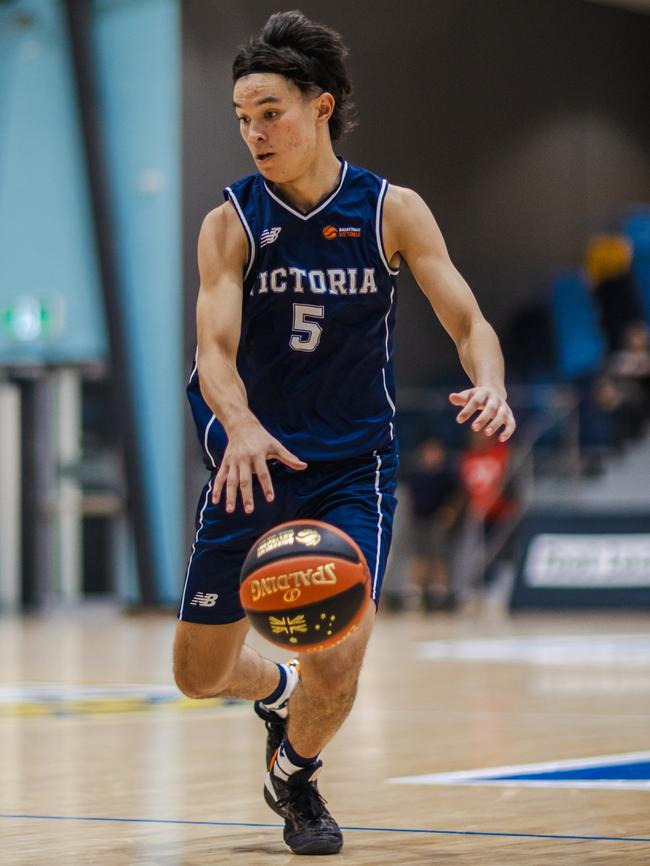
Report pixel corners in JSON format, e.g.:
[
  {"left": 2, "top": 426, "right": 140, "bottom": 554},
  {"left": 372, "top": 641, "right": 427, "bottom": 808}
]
[
  {"left": 260, "top": 227, "right": 282, "bottom": 247},
  {"left": 190, "top": 592, "right": 219, "bottom": 607}
]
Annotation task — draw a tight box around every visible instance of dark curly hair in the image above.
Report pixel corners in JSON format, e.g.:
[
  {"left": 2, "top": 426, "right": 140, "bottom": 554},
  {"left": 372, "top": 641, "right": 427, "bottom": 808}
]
[{"left": 232, "top": 10, "right": 356, "bottom": 142}]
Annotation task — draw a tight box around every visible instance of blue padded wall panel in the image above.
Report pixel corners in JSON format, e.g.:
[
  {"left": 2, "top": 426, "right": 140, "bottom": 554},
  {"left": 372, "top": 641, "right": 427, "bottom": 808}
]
[
  {"left": 92, "top": 0, "right": 181, "bottom": 603},
  {"left": 0, "top": 0, "right": 106, "bottom": 364},
  {"left": 550, "top": 272, "right": 605, "bottom": 380}
]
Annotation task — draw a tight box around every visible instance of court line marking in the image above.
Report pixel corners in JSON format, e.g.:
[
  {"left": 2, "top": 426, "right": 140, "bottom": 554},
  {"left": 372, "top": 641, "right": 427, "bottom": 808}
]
[
  {"left": 0, "top": 814, "right": 648, "bottom": 843},
  {"left": 389, "top": 750, "right": 650, "bottom": 789},
  {"left": 416, "top": 633, "right": 650, "bottom": 666},
  {"left": 0, "top": 683, "right": 249, "bottom": 718}
]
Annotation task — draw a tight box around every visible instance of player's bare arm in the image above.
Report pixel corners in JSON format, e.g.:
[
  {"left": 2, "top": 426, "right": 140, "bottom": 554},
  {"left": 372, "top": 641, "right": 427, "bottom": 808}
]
[
  {"left": 383, "top": 186, "right": 516, "bottom": 442},
  {"left": 195, "top": 203, "right": 307, "bottom": 512}
]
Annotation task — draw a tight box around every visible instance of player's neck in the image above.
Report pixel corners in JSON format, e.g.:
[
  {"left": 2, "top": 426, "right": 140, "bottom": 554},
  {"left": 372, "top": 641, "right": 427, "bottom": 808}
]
[{"left": 272, "top": 149, "right": 342, "bottom": 214}]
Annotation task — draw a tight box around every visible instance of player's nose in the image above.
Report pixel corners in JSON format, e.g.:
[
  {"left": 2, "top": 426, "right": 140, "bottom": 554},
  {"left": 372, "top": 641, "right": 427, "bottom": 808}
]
[{"left": 246, "top": 122, "right": 266, "bottom": 143}]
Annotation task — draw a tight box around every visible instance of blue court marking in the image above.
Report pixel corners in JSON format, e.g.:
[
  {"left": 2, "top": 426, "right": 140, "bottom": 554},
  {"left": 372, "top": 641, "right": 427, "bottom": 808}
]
[
  {"left": 490, "top": 760, "right": 650, "bottom": 782},
  {"left": 390, "top": 750, "right": 650, "bottom": 790},
  {"left": 0, "top": 814, "right": 648, "bottom": 843}
]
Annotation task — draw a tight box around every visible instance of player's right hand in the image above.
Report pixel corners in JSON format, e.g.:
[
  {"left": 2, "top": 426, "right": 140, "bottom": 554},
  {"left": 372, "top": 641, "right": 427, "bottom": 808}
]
[{"left": 211, "top": 418, "right": 307, "bottom": 513}]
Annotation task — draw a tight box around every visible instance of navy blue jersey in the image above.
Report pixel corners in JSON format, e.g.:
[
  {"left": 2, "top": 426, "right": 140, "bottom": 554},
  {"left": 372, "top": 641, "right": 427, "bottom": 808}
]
[{"left": 187, "top": 159, "right": 399, "bottom": 466}]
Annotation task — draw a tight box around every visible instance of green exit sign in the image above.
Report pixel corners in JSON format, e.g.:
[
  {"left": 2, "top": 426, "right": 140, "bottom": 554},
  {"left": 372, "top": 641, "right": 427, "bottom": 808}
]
[{"left": 1, "top": 296, "right": 64, "bottom": 342}]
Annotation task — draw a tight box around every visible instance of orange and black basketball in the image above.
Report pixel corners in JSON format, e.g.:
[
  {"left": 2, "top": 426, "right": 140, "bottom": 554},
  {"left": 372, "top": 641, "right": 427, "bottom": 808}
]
[
  {"left": 322, "top": 224, "right": 338, "bottom": 240},
  {"left": 239, "top": 520, "right": 370, "bottom": 652}
]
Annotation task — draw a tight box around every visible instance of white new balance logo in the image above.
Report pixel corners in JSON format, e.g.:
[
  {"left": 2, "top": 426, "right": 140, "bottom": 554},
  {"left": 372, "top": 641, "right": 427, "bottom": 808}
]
[
  {"left": 190, "top": 592, "right": 219, "bottom": 607},
  {"left": 260, "top": 227, "right": 282, "bottom": 247}
]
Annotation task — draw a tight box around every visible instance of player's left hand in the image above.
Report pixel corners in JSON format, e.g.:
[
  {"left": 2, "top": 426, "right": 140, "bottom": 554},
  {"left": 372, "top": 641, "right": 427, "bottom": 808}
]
[{"left": 449, "top": 386, "right": 516, "bottom": 442}]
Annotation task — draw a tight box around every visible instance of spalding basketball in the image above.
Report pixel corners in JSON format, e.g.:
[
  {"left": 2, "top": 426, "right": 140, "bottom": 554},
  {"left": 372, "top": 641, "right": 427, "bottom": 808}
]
[{"left": 240, "top": 520, "right": 370, "bottom": 652}]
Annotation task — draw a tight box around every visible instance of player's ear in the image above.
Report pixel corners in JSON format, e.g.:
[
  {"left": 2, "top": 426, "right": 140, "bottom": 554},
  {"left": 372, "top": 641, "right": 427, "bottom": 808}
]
[{"left": 315, "top": 92, "right": 335, "bottom": 126}]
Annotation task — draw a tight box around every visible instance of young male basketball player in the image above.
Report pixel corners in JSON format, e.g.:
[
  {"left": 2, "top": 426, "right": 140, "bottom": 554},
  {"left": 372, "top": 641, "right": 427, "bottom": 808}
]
[{"left": 174, "top": 10, "right": 516, "bottom": 855}]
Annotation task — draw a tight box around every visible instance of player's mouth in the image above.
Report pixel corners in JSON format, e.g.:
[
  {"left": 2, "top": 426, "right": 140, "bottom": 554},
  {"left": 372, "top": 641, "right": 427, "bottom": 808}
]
[{"left": 255, "top": 152, "right": 274, "bottom": 164}]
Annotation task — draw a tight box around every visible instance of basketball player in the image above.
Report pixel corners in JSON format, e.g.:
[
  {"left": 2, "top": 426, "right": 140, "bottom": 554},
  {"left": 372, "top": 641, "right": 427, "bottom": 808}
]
[{"left": 174, "top": 10, "right": 516, "bottom": 855}]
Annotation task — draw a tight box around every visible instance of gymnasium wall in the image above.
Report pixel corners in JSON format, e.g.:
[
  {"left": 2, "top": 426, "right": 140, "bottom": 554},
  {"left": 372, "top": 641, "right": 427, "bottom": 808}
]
[
  {"left": 1, "top": 0, "right": 182, "bottom": 607},
  {"left": 182, "top": 0, "right": 650, "bottom": 388}
]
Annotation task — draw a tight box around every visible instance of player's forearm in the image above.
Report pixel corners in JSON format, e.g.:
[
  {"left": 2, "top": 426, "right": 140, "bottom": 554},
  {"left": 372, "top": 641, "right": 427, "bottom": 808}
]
[
  {"left": 197, "top": 348, "right": 256, "bottom": 435},
  {"left": 455, "top": 318, "right": 507, "bottom": 397}
]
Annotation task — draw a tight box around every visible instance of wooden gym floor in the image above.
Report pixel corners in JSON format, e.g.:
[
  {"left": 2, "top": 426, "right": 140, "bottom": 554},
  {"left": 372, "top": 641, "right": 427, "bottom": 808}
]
[{"left": 0, "top": 605, "right": 648, "bottom": 864}]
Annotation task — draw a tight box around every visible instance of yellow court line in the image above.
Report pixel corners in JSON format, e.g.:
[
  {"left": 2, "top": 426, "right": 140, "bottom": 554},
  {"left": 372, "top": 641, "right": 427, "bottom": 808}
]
[{"left": 0, "top": 697, "right": 241, "bottom": 718}]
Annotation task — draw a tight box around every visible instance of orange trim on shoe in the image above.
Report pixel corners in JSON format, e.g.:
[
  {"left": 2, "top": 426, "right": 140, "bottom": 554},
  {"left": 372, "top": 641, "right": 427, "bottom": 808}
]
[{"left": 268, "top": 746, "right": 280, "bottom": 772}]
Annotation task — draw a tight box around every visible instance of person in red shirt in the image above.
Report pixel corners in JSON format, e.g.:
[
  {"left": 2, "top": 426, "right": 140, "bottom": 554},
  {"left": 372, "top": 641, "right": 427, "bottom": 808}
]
[{"left": 459, "top": 430, "right": 514, "bottom": 527}]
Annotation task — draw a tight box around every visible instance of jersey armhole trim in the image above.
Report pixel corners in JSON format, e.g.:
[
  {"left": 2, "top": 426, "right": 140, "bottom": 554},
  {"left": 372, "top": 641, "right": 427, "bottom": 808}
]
[
  {"left": 376, "top": 179, "right": 400, "bottom": 277},
  {"left": 225, "top": 187, "right": 255, "bottom": 281}
]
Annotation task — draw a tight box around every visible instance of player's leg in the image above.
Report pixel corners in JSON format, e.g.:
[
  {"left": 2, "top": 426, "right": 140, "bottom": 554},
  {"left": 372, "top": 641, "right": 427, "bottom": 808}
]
[
  {"left": 284, "top": 443, "right": 398, "bottom": 756},
  {"left": 286, "top": 599, "right": 375, "bottom": 756},
  {"left": 262, "top": 605, "right": 376, "bottom": 856},
  {"left": 174, "top": 474, "right": 297, "bottom": 704},
  {"left": 262, "top": 445, "right": 398, "bottom": 855},
  {"left": 173, "top": 618, "right": 281, "bottom": 700}
]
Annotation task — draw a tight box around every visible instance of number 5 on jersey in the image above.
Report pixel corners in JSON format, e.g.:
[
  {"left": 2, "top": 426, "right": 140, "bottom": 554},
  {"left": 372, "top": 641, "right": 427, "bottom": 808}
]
[{"left": 290, "top": 303, "right": 325, "bottom": 352}]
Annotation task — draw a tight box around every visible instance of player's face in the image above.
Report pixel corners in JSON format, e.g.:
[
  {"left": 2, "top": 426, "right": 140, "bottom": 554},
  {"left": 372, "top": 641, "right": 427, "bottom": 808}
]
[{"left": 233, "top": 73, "right": 321, "bottom": 182}]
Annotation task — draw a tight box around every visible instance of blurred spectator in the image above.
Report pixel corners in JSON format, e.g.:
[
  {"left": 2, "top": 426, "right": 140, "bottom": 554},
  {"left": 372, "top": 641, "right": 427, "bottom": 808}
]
[
  {"left": 458, "top": 431, "right": 516, "bottom": 588},
  {"left": 459, "top": 431, "right": 514, "bottom": 527},
  {"left": 404, "top": 438, "right": 461, "bottom": 612},
  {"left": 586, "top": 234, "right": 643, "bottom": 352},
  {"left": 607, "top": 320, "right": 650, "bottom": 411},
  {"left": 591, "top": 320, "right": 650, "bottom": 445}
]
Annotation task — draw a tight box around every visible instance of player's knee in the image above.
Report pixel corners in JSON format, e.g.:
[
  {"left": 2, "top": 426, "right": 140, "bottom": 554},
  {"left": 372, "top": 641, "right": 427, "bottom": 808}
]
[
  {"left": 173, "top": 660, "right": 231, "bottom": 699},
  {"left": 173, "top": 641, "right": 233, "bottom": 699}
]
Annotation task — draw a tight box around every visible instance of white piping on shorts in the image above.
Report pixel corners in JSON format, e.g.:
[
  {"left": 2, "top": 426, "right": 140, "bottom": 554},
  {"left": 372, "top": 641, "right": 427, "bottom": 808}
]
[
  {"left": 203, "top": 414, "right": 217, "bottom": 469},
  {"left": 382, "top": 285, "right": 396, "bottom": 440},
  {"left": 372, "top": 450, "right": 384, "bottom": 598},
  {"left": 178, "top": 477, "right": 214, "bottom": 619}
]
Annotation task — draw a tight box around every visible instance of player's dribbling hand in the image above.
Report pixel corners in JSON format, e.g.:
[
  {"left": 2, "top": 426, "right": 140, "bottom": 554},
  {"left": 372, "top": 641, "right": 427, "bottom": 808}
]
[
  {"left": 449, "top": 386, "right": 516, "bottom": 442},
  {"left": 212, "top": 418, "right": 307, "bottom": 513}
]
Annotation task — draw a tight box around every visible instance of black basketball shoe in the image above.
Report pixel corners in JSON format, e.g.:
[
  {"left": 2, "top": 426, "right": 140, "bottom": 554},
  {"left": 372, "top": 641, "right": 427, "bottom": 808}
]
[
  {"left": 254, "top": 658, "right": 300, "bottom": 768},
  {"left": 254, "top": 699, "right": 287, "bottom": 768},
  {"left": 264, "top": 762, "right": 343, "bottom": 855}
]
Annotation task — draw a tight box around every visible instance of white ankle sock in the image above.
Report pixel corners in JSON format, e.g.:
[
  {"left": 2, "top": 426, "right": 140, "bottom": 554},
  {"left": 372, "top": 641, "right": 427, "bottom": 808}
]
[
  {"left": 272, "top": 737, "right": 320, "bottom": 781},
  {"left": 260, "top": 661, "right": 299, "bottom": 718}
]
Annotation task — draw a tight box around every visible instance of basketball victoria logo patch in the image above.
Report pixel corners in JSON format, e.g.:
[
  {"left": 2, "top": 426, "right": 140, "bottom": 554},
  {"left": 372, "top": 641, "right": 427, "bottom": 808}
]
[{"left": 322, "top": 225, "right": 361, "bottom": 240}]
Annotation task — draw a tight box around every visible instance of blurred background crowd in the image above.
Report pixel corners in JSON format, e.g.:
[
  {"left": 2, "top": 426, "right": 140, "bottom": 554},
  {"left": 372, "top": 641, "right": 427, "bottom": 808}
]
[{"left": 385, "top": 225, "right": 650, "bottom": 611}]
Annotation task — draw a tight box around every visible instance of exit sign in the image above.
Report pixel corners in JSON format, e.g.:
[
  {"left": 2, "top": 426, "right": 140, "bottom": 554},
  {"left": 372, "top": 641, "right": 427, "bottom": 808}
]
[{"left": 1, "top": 296, "right": 64, "bottom": 342}]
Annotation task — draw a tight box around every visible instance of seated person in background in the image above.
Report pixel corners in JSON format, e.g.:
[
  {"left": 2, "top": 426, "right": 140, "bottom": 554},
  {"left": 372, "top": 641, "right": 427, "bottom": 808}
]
[
  {"left": 405, "top": 438, "right": 461, "bottom": 611},
  {"left": 592, "top": 321, "right": 650, "bottom": 446},
  {"left": 607, "top": 320, "right": 650, "bottom": 416}
]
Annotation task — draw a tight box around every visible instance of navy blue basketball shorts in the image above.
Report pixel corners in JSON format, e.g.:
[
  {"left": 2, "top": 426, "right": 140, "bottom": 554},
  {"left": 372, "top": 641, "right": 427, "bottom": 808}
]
[{"left": 178, "top": 444, "right": 399, "bottom": 625}]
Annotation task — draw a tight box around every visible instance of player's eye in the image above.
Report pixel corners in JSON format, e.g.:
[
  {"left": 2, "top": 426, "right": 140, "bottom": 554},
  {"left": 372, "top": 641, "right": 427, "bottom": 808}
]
[
  {"left": 237, "top": 115, "right": 250, "bottom": 125},
  {"left": 264, "top": 110, "right": 279, "bottom": 120}
]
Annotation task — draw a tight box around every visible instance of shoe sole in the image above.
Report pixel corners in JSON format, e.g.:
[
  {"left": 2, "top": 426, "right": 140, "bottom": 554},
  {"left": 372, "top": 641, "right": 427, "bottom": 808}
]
[
  {"left": 264, "top": 782, "right": 343, "bottom": 855},
  {"left": 285, "top": 835, "right": 343, "bottom": 855}
]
